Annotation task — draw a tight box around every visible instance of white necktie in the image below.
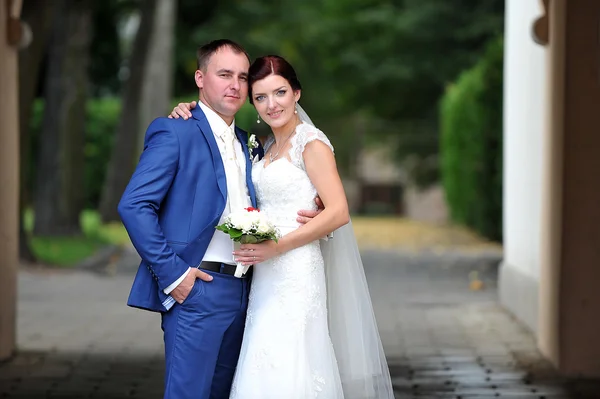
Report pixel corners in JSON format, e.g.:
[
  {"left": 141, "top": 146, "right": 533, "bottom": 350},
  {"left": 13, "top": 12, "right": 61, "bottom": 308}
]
[{"left": 222, "top": 127, "right": 250, "bottom": 211}]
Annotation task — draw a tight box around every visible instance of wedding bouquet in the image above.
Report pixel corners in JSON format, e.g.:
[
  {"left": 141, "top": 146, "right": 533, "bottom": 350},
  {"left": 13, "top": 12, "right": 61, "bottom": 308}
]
[{"left": 216, "top": 207, "right": 280, "bottom": 277}]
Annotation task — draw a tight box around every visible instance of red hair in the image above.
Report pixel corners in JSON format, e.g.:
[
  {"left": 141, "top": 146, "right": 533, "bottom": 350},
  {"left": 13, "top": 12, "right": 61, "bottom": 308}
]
[{"left": 248, "top": 55, "right": 302, "bottom": 104}]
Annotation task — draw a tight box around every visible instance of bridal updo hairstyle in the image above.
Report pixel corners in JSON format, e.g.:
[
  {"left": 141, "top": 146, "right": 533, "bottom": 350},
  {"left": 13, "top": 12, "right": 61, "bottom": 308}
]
[{"left": 248, "top": 55, "right": 302, "bottom": 104}]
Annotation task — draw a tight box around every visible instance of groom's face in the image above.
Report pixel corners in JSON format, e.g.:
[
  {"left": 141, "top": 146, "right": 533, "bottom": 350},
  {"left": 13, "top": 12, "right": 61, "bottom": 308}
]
[{"left": 195, "top": 46, "right": 249, "bottom": 122}]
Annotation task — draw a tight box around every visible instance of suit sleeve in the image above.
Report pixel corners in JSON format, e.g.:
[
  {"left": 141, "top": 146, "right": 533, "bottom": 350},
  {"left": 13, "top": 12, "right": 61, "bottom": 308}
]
[{"left": 117, "top": 118, "right": 190, "bottom": 290}]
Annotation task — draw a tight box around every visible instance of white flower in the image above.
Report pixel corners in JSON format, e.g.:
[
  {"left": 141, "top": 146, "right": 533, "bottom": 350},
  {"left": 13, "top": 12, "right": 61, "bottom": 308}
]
[
  {"left": 227, "top": 212, "right": 243, "bottom": 227},
  {"left": 247, "top": 134, "right": 259, "bottom": 161},
  {"left": 248, "top": 134, "right": 258, "bottom": 150},
  {"left": 221, "top": 208, "right": 278, "bottom": 239},
  {"left": 228, "top": 208, "right": 259, "bottom": 233},
  {"left": 256, "top": 219, "right": 272, "bottom": 234},
  {"left": 239, "top": 218, "right": 254, "bottom": 233}
]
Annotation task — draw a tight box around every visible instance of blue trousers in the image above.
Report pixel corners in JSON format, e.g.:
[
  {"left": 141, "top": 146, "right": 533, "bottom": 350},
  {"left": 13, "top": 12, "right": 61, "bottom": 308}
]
[{"left": 161, "top": 269, "right": 249, "bottom": 399}]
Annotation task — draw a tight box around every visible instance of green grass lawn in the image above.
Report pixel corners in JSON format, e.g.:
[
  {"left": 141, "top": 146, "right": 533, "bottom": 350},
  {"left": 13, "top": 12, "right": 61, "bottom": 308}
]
[{"left": 24, "top": 210, "right": 130, "bottom": 267}]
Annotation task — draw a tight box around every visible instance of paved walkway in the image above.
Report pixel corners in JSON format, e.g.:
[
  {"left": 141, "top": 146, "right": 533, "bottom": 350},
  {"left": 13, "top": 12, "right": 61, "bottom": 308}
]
[{"left": 1, "top": 248, "right": 599, "bottom": 398}]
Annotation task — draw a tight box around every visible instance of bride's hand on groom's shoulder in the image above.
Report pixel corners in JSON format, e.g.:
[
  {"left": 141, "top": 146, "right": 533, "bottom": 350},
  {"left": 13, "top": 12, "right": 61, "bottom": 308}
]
[{"left": 168, "top": 101, "right": 197, "bottom": 120}]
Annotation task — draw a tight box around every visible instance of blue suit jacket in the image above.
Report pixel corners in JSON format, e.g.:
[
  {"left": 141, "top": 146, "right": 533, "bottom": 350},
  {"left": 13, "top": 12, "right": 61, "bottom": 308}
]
[{"left": 118, "top": 106, "right": 263, "bottom": 313}]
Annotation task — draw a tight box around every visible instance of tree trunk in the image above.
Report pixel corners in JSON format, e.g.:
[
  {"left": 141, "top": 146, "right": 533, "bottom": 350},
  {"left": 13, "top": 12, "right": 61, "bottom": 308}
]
[
  {"left": 138, "top": 0, "right": 176, "bottom": 152},
  {"left": 18, "top": 0, "right": 56, "bottom": 259},
  {"left": 99, "top": 0, "right": 158, "bottom": 222},
  {"left": 33, "top": 0, "right": 92, "bottom": 236}
]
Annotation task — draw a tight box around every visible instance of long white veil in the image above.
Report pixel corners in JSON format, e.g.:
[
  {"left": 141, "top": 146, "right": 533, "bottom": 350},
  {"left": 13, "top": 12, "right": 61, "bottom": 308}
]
[{"left": 297, "top": 104, "right": 395, "bottom": 398}]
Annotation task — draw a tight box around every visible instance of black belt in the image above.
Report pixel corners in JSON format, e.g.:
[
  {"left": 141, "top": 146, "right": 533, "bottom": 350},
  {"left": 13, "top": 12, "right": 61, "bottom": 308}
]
[{"left": 198, "top": 261, "right": 251, "bottom": 279}]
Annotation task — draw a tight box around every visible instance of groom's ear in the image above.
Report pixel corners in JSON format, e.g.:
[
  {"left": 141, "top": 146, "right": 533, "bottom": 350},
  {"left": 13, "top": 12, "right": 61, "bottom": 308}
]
[{"left": 195, "top": 70, "right": 204, "bottom": 89}]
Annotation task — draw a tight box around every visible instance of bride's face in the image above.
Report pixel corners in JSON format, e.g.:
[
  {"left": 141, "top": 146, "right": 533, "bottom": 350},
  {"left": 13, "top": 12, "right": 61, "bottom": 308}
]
[{"left": 251, "top": 74, "right": 300, "bottom": 130}]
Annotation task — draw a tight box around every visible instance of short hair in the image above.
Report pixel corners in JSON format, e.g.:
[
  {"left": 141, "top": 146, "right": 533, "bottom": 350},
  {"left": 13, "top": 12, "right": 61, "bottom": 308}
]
[
  {"left": 196, "top": 39, "right": 251, "bottom": 71},
  {"left": 248, "top": 55, "right": 302, "bottom": 104}
]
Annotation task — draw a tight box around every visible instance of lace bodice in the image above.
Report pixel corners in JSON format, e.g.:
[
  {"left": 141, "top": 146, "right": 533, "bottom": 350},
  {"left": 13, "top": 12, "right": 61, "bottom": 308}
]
[
  {"left": 262, "top": 123, "right": 334, "bottom": 170},
  {"left": 253, "top": 123, "right": 334, "bottom": 231}
]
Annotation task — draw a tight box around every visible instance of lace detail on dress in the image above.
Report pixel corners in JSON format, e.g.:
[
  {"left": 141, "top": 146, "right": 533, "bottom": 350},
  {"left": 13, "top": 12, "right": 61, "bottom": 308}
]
[
  {"left": 290, "top": 123, "right": 334, "bottom": 170},
  {"left": 313, "top": 372, "right": 326, "bottom": 397},
  {"left": 262, "top": 123, "right": 334, "bottom": 171}
]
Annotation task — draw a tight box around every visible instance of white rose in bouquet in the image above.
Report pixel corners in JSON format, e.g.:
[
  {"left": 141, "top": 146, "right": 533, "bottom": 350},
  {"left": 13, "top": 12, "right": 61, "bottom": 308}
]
[
  {"left": 257, "top": 217, "right": 273, "bottom": 234},
  {"left": 238, "top": 213, "right": 255, "bottom": 233},
  {"left": 227, "top": 212, "right": 243, "bottom": 229}
]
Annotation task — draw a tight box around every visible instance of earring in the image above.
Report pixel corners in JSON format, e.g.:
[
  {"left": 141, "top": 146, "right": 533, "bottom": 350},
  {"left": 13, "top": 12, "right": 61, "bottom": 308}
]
[
  {"left": 294, "top": 103, "right": 298, "bottom": 114},
  {"left": 256, "top": 114, "right": 260, "bottom": 124}
]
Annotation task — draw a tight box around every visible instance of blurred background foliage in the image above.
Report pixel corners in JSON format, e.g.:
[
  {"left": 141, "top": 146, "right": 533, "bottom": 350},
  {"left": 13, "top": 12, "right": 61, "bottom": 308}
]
[
  {"left": 440, "top": 36, "right": 504, "bottom": 242},
  {"left": 20, "top": 0, "right": 505, "bottom": 265},
  {"left": 86, "top": 0, "right": 505, "bottom": 182}
]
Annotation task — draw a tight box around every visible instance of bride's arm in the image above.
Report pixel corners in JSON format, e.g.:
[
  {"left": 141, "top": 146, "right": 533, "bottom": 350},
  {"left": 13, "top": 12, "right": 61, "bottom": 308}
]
[
  {"left": 235, "top": 140, "right": 349, "bottom": 265},
  {"left": 285, "top": 140, "right": 350, "bottom": 244}
]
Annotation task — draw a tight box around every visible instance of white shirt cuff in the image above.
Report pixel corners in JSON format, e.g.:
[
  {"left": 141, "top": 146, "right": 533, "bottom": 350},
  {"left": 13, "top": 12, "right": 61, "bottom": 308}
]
[{"left": 163, "top": 267, "right": 192, "bottom": 295}]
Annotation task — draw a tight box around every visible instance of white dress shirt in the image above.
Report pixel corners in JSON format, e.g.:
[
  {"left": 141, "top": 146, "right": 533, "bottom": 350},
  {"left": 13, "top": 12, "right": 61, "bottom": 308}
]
[{"left": 164, "top": 101, "right": 251, "bottom": 295}]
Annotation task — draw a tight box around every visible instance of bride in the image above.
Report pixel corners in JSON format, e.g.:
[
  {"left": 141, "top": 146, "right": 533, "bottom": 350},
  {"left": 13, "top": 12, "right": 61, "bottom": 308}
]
[{"left": 172, "top": 55, "right": 394, "bottom": 399}]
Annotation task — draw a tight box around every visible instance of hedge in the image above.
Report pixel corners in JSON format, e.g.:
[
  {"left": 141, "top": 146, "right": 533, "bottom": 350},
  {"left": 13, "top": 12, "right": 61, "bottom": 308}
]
[{"left": 440, "top": 36, "right": 504, "bottom": 241}]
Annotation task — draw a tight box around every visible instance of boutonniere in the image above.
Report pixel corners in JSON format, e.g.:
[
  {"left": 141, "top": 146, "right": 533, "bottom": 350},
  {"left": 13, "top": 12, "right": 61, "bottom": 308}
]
[{"left": 247, "top": 134, "right": 260, "bottom": 164}]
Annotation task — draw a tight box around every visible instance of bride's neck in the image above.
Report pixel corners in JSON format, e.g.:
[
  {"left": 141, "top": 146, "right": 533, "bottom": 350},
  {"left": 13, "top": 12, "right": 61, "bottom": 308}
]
[{"left": 271, "top": 116, "right": 301, "bottom": 143}]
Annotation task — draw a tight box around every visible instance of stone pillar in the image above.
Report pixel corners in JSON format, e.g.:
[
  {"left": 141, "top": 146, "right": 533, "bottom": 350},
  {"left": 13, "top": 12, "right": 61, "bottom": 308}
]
[
  {"left": 537, "top": 0, "right": 565, "bottom": 368},
  {"left": 539, "top": 0, "right": 600, "bottom": 376},
  {"left": 0, "top": 0, "right": 21, "bottom": 361}
]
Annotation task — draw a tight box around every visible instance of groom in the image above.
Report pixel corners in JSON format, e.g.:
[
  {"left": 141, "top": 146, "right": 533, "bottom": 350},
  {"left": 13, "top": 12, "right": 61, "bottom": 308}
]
[{"left": 118, "top": 39, "right": 318, "bottom": 399}]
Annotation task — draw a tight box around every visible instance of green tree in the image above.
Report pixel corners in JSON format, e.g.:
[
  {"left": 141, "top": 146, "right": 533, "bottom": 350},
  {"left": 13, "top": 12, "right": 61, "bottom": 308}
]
[
  {"left": 89, "top": 0, "right": 123, "bottom": 96},
  {"left": 99, "top": 0, "right": 158, "bottom": 222},
  {"left": 19, "top": 0, "right": 56, "bottom": 259},
  {"left": 33, "top": 0, "right": 93, "bottom": 236},
  {"left": 99, "top": 0, "right": 220, "bottom": 222},
  {"left": 176, "top": 0, "right": 504, "bottom": 185}
]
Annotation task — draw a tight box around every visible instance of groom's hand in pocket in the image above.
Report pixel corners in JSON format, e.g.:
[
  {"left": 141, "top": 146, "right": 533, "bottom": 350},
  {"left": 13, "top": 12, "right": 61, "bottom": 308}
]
[
  {"left": 296, "top": 196, "right": 325, "bottom": 225},
  {"left": 171, "top": 268, "right": 212, "bottom": 304}
]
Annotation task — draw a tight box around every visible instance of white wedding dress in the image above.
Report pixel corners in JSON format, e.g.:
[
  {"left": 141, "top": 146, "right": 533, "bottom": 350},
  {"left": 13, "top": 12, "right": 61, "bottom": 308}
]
[
  {"left": 230, "top": 122, "right": 394, "bottom": 399},
  {"left": 230, "top": 123, "right": 344, "bottom": 398}
]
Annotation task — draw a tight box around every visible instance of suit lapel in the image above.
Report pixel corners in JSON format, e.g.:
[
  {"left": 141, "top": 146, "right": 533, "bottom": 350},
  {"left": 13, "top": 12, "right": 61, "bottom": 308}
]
[
  {"left": 192, "top": 107, "right": 227, "bottom": 202},
  {"left": 235, "top": 127, "right": 257, "bottom": 208}
]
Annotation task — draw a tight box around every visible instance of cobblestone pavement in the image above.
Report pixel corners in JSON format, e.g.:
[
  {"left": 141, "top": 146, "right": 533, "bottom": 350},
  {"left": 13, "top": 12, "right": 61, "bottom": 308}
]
[{"left": 1, "top": 248, "right": 599, "bottom": 398}]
